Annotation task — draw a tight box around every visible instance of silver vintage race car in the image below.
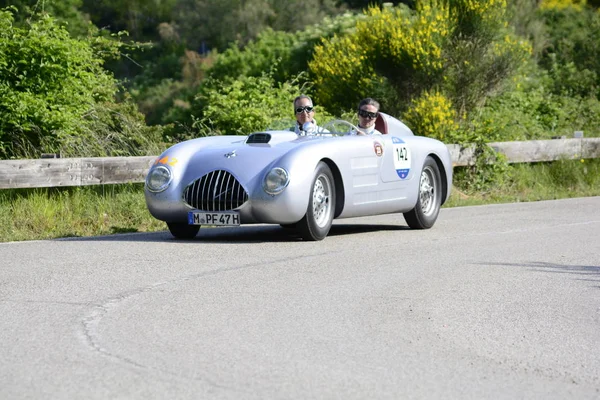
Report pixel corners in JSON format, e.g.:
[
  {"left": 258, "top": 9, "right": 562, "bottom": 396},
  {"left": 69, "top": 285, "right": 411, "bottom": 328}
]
[{"left": 144, "top": 112, "right": 453, "bottom": 241}]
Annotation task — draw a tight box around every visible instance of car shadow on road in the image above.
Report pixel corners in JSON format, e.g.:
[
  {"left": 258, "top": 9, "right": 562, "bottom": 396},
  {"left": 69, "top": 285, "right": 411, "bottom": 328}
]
[
  {"left": 329, "top": 223, "right": 410, "bottom": 237},
  {"left": 58, "top": 223, "right": 409, "bottom": 243},
  {"left": 487, "top": 261, "right": 600, "bottom": 288}
]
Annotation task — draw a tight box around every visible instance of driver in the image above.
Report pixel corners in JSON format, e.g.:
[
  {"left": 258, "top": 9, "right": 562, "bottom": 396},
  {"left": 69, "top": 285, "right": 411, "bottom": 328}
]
[
  {"left": 351, "top": 98, "right": 382, "bottom": 135},
  {"left": 290, "top": 95, "right": 323, "bottom": 136}
]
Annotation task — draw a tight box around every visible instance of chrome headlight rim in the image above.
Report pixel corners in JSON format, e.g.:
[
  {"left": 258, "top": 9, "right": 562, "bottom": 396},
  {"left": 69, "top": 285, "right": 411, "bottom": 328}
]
[
  {"left": 146, "top": 165, "right": 173, "bottom": 193},
  {"left": 263, "top": 167, "right": 290, "bottom": 195}
]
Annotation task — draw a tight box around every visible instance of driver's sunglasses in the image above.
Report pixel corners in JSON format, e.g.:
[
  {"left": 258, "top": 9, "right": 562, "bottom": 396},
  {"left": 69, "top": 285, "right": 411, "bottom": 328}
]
[
  {"left": 358, "top": 109, "right": 378, "bottom": 119},
  {"left": 295, "top": 106, "right": 314, "bottom": 114}
]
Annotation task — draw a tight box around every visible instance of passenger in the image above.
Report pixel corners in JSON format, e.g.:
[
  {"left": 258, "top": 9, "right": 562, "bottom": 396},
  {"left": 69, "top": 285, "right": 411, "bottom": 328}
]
[
  {"left": 290, "top": 95, "right": 323, "bottom": 136},
  {"left": 351, "top": 97, "right": 382, "bottom": 136}
]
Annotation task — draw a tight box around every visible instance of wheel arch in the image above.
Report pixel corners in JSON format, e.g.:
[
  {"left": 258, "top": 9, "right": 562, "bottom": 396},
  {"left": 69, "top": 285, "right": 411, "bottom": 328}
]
[
  {"left": 321, "top": 158, "right": 345, "bottom": 219},
  {"left": 427, "top": 152, "right": 449, "bottom": 205}
]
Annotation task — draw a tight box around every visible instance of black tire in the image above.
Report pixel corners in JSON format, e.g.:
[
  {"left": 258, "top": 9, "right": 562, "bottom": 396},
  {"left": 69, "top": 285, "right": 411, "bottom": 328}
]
[
  {"left": 297, "top": 162, "right": 335, "bottom": 241},
  {"left": 403, "top": 156, "right": 442, "bottom": 229},
  {"left": 167, "top": 222, "right": 200, "bottom": 239}
]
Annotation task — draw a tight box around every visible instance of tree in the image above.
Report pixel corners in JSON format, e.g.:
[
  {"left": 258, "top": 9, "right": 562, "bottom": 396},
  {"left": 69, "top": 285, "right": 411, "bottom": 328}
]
[
  {"left": 173, "top": 0, "right": 343, "bottom": 52},
  {"left": 81, "top": 0, "right": 178, "bottom": 41},
  {"left": 0, "top": 0, "right": 91, "bottom": 36},
  {"left": 191, "top": 73, "right": 304, "bottom": 135}
]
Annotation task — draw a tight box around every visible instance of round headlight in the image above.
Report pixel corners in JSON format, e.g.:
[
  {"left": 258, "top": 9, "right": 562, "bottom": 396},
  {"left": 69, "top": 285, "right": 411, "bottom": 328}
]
[
  {"left": 263, "top": 167, "right": 289, "bottom": 195},
  {"left": 146, "top": 165, "right": 172, "bottom": 192}
]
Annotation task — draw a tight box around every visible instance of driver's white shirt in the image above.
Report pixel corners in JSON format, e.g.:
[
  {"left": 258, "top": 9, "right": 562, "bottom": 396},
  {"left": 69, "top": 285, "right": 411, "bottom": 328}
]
[
  {"left": 349, "top": 126, "right": 382, "bottom": 135},
  {"left": 291, "top": 119, "right": 329, "bottom": 135}
]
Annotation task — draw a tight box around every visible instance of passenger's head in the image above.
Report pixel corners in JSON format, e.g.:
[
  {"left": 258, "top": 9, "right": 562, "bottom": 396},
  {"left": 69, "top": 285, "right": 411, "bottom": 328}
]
[
  {"left": 293, "top": 95, "right": 315, "bottom": 126},
  {"left": 357, "top": 98, "right": 380, "bottom": 129}
]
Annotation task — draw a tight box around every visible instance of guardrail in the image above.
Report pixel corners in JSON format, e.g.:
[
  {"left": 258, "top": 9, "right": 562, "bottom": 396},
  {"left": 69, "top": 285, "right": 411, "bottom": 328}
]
[{"left": 1, "top": 138, "right": 599, "bottom": 189}]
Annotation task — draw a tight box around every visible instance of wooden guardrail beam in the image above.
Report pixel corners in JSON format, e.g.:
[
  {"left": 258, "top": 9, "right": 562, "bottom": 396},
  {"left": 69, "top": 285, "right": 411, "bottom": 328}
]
[
  {"left": 448, "top": 138, "right": 600, "bottom": 166},
  {"left": 490, "top": 138, "right": 600, "bottom": 163},
  {"left": 0, "top": 156, "right": 156, "bottom": 189},
  {"left": 1, "top": 138, "right": 599, "bottom": 189}
]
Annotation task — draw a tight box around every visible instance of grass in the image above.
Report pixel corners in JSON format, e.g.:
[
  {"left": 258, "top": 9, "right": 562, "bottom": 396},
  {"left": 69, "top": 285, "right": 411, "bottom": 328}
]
[
  {"left": 446, "top": 157, "right": 600, "bottom": 207},
  {"left": 1, "top": 159, "right": 599, "bottom": 242},
  {"left": 0, "top": 184, "right": 165, "bottom": 242}
]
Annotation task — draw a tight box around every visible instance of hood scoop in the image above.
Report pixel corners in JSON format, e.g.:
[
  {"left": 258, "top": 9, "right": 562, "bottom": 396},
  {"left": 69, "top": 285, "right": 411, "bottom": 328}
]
[
  {"left": 246, "top": 130, "right": 300, "bottom": 146},
  {"left": 246, "top": 133, "right": 271, "bottom": 144}
]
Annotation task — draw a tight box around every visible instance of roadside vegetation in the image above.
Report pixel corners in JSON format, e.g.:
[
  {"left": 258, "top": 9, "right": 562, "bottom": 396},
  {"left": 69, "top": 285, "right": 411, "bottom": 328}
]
[
  {"left": 2, "top": 158, "right": 599, "bottom": 242},
  {"left": 0, "top": 185, "right": 164, "bottom": 242},
  {"left": 1, "top": 0, "right": 599, "bottom": 241}
]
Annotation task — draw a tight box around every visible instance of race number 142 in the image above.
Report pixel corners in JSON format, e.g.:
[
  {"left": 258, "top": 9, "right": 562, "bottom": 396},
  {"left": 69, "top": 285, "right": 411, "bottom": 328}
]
[{"left": 396, "top": 146, "right": 409, "bottom": 161}]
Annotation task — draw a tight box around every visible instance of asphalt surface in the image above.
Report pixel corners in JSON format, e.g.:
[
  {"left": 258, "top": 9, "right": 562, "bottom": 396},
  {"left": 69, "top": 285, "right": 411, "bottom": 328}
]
[{"left": 1, "top": 197, "right": 599, "bottom": 399}]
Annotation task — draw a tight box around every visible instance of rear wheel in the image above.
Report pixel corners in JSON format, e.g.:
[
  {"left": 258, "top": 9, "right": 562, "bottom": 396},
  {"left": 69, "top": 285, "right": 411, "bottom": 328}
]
[
  {"left": 297, "top": 162, "right": 335, "bottom": 241},
  {"left": 167, "top": 222, "right": 200, "bottom": 239},
  {"left": 403, "top": 156, "right": 442, "bottom": 229}
]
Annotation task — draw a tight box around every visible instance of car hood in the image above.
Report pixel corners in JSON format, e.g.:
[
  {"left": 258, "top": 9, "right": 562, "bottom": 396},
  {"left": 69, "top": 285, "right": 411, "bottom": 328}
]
[{"left": 166, "top": 131, "right": 311, "bottom": 188}]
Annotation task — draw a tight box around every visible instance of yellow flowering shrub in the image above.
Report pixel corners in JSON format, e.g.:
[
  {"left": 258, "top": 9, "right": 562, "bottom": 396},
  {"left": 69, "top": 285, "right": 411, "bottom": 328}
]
[
  {"left": 454, "top": 0, "right": 508, "bottom": 21},
  {"left": 540, "top": 0, "right": 586, "bottom": 10},
  {"left": 309, "top": 3, "right": 451, "bottom": 114},
  {"left": 403, "top": 90, "right": 457, "bottom": 141},
  {"left": 310, "top": 0, "right": 532, "bottom": 143},
  {"left": 359, "top": 3, "right": 450, "bottom": 74},
  {"left": 492, "top": 33, "right": 533, "bottom": 61},
  {"left": 442, "top": 0, "right": 508, "bottom": 45},
  {"left": 310, "top": 34, "right": 382, "bottom": 110}
]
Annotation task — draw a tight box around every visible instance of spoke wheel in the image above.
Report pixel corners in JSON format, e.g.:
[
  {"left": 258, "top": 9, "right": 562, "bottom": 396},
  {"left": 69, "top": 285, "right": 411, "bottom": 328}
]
[
  {"left": 419, "top": 165, "right": 436, "bottom": 217},
  {"left": 403, "top": 156, "right": 442, "bottom": 229},
  {"left": 297, "top": 162, "right": 335, "bottom": 241}
]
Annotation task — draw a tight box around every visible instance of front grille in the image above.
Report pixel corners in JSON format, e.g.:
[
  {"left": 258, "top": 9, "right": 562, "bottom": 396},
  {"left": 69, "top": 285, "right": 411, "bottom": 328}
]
[
  {"left": 183, "top": 170, "right": 248, "bottom": 211},
  {"left": 246, "top": 133, "right": 271, "bottom": 144}
]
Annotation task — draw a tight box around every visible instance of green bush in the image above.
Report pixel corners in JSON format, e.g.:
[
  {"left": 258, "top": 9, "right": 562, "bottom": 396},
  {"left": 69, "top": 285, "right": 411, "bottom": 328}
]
[
  {"left": 130, "top": 48, "right": 218, "bottom": 133},
  {"left": 207, "top": 11, "right": 364, "bottom": 85},
  {"left": 538, "top": 4, "right": 600, "bottom": 98},
  {"left": 73, "top": 97, "right": 167, "bottom": 157},
  {"left": 471, "top": 63, "right": 600, "bottom": 141},
  {"left": 0, "top": 8, "right": 165, "bottom": 158},
  {"left": 192, "top": 73, "right": 308, "bottom": 135},
  {"left": 0, "top": 0, "right": 91, "bottom": 37},
  {"left": 208, "top": 29, "right": 301, "bottom": 84},
  {"left": 0, "top": 9, "right": 116, "bottom": 157}
]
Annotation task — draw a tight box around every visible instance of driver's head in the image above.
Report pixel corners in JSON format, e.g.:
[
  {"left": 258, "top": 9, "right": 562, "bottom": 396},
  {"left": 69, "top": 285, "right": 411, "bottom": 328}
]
[
  {"left": 293, "top": 95, "right": 315, "bottom": 126},
  {"left": 357, "top": 98, "right": 380, "bottom": 129}
]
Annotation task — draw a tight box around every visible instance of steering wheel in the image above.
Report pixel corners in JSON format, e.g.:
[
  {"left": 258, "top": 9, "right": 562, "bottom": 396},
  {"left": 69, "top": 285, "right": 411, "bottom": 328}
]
[{"left": 320, "top": 120, "right": 361, "bottom": 136}]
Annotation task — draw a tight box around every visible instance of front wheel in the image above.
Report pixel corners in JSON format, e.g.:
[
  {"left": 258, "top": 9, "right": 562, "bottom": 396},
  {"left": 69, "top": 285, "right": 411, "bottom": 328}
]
[
  {"left": 167, "top": 222, "right": 200, "bottom": 239},
  {"left": 297, "top": 162, "right": 335, "bottom": 241},
  {"left": 403, "top": 156, "right": 442, "bottom": 229}
]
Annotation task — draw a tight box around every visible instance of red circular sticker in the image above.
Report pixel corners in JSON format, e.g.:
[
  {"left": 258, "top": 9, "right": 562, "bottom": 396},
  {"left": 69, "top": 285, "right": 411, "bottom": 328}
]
[{"left": 374, "top": 141, "right": 384, "bottom": 157}]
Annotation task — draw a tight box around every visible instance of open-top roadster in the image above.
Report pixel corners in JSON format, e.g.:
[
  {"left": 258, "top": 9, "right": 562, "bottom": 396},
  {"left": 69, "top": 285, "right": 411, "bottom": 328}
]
[{"left": 145, "top": 112, "right": 453, "bottom": 241}]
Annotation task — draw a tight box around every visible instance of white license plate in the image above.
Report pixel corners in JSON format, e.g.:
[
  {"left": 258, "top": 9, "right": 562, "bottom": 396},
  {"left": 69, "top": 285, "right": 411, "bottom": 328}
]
[{"left": 188, "top": 211, "right": 240, "bottom": 226}]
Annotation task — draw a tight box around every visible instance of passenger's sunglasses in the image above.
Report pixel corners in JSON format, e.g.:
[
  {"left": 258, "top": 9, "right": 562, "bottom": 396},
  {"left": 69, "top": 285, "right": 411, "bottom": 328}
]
[
  {"left": 358, "top": 109, "right": 378, "bottom": 119},
  {"left": 295, "top": 106, "right": 314, "bottom": 114}
]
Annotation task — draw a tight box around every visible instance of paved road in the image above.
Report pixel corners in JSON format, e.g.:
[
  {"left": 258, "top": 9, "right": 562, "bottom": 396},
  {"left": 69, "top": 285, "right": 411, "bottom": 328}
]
[{"left": 1, "top": 197, "right": 599, "bottom": 399}]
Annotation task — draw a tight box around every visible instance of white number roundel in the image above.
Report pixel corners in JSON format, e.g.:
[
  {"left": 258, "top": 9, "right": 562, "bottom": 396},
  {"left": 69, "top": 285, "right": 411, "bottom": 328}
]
[{"left": 392, "top": 137, "right": 411, "bottom": 179}]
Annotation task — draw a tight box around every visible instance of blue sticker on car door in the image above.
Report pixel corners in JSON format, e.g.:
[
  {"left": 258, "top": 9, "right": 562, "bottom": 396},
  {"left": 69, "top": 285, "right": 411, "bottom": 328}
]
[{"left": 392, "top": 137, "right": 411, "bottom": 179}]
